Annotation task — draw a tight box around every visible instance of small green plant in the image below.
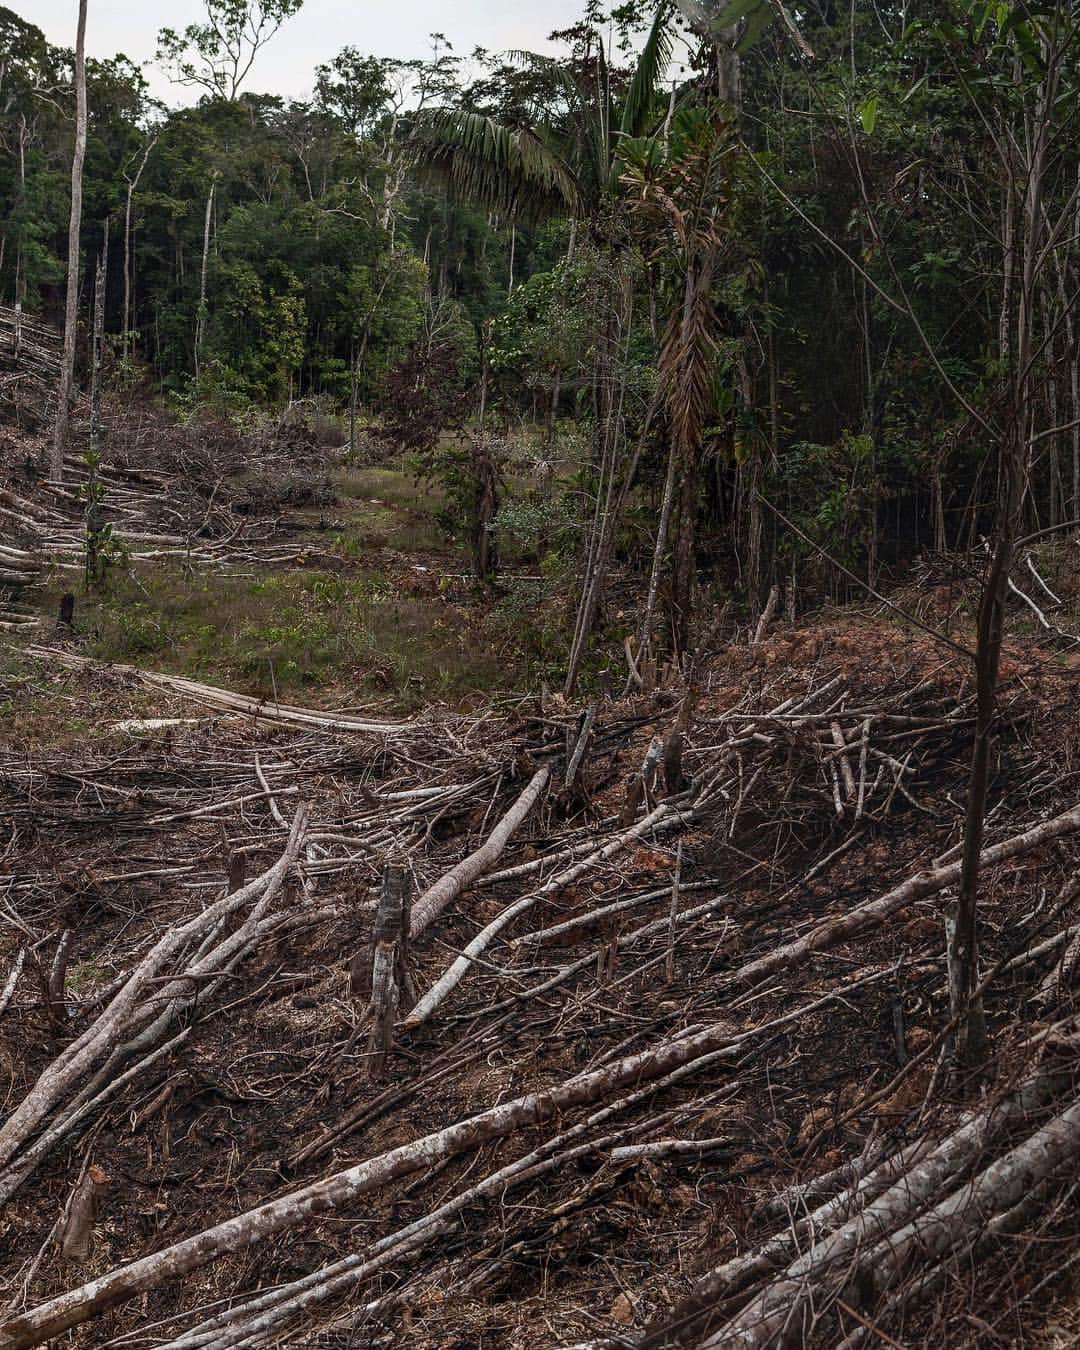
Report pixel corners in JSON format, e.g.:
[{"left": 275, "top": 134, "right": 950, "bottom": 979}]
[
  {"left": 80, "top": 449, "right": 130, "bottom": 591},
  {"left": 66, "top": 958, "right": 109, "bottom": 993}
]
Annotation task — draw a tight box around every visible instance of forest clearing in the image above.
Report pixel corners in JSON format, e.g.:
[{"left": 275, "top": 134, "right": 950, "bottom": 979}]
[{"left": 1, "top": 0, "right": 1079, "bottom": 1346}]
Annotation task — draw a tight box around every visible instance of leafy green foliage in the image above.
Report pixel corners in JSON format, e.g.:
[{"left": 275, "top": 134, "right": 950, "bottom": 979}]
[{"left": 4, "top": 0, "right": 1078, "bottom": 631}]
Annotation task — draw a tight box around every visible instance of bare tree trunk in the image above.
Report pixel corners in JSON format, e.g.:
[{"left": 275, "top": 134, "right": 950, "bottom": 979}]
[
  {"left": 51, "top": 0, "right": 89, "bottom": 480},
  {"left": 670, "top": 445, "right": 697, "bottom": 655},
  {"left": 634, "top": 435, "right": 679, "bottom": 678},
  {"left": 348, "top": 338, "right": 358, "bottom": 452},
  {"left": 953, "top": 33, "right": 1055, "bottom": 1058},
  {"left": 563, "top": 277, "right": 636, "bottom": 695},
  {"left": 365, "top": 865, "right": 408, "bottom": 1080},
  {"left": 544, "top": 222, "right": 578, "bottom": 443},
  {"left": 58, "top": 1164, "right": 109, "bottom": 1264},
  {"left": 952, "top": 397, "right": 1028, "bottom": 1062},
  {"left": 194, "top": 179, "right": 215, "bottom": 384},
  {"left": 547, "top": 367, "right": 561, "bottom": 443},
  {"left": 121, "top": 135, "right": 155, "bottom": 366},
  {"left": 563, "top": 408, "right": 653, "bottom": 697},
  {"left": 1068, "top": 299, "right": 1079, "bottom": 525},
  {"left": 88, "top": 223, "right": 108, "bottom": 462}
]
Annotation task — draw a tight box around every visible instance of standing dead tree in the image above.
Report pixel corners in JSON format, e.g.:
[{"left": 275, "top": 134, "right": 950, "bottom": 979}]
[
  {"left": 688, "top": 0, "right": 1080, "bottom": 1064},
  {"left": 120, "top": 132, "right": 157, "bottom": 364},
  {"left": 51, "top": 0, "right": 88, "bottom": 481},
  {"left": 950, "top": 4, "right": 1080, "bottom": 1060}
]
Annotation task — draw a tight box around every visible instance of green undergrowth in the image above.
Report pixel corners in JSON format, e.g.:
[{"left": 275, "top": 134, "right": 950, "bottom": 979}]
[
  {"left": 331, "top": 464, "right": 449, "bottom": 554},
  {"left": 35, "top": 561, "right": 575, "bottom": 710},
  {"left": 2, "top": 452, "right": 630, "bottom": 724},
  {"left": 328, "top": 457, "right": 567, "bottom": 566}
]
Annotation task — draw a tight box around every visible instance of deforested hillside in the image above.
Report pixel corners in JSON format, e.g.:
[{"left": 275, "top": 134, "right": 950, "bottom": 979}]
[{"left": 1, "top": 0, "right": 1079, "bottom": 1345}]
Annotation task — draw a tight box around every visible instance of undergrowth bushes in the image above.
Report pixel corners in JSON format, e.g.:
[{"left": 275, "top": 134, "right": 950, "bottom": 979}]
[{"left": 56, "top": 564, "right": 556, "bottom": 709}]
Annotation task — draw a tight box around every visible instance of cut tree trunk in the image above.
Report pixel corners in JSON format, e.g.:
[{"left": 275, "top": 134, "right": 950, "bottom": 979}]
[
  {"left": 409, "top": 767, "right": 549, "bottom": 939},
  {"left": 365, "top": 863, "right": 411, "bottom": 1078},
  {"left": 58, "top": 1165, "right": 109, "bottom": 1264}
]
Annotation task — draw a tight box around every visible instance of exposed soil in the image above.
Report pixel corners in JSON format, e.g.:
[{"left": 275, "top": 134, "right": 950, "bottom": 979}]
[{"left": 1, "top": 415, "right": 1078, "bottom": 1349}]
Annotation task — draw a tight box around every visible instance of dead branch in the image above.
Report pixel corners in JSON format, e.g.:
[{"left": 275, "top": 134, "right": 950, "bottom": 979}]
[
  {"left": 731, "top": 802, "right": 1080, "bottom": 988},
  {"left": 409, "top": 766, "right": 550, "bottom": 938}
]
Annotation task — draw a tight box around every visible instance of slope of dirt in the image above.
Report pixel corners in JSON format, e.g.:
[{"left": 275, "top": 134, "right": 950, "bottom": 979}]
[
  {"left": 1, "top": 604, "right": 1078, "bottom": 1349},
  {"left": 2, "top": 413, "right": 1079, "bottom": 1347}
]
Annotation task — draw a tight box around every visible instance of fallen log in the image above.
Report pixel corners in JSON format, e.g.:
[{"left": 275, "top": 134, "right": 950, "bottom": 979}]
[
  {"left": 18, "top": 645, "right": 412, "bottom": 735},
  {"left": 833, "top": 1143, "right": 1078, "bottom": 1348},
  {"left": 703, "top": 1092, "right": 1080, "bottom": 1348},
  {"left": 0, "top": 1018, "right": 748, "bottom": 1348},
  {"left": 403, "top": 797, "right": 692, "bottom": 1029},
  {"left": 640, "top": 1047, "right": 1070, "bottom": 1349},
  {"left": 858, "top": 1093, "right": 1080, "bottom": 1299},
  {"left": 0, "top": 948, "right": 25, "bottom": 1020},
  {"left": 163, "top": 1058, "right": 742, "bottom": 1349},
  {"left": 730, "top": 801, "right": 1080, "bottom": 988},
  {"left": 409, "top": 765, "right": 550, "bottom": 938},
  {"left": 0, "top": 810, "right": 308, "bottom": 1200},
  {"left": 0, "top": 966, "right": 900, "bottom": 1349}
]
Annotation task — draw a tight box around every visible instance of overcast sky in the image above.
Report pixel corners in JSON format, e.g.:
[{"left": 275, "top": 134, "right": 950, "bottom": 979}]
[{"left": 24, "top": 1, "right": 590, "bottom": 104}]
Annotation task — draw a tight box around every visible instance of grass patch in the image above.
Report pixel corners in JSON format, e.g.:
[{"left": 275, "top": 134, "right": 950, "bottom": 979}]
[
  {"left": 332, "top": 463, "right": 448, "bottom": 553},
  {"left": 66, "top": 958, "right": 112, "bottom": 994},
  {"left": 0, "top": 645, "right": 163, "bottom": 743},
  {"left": 33, "top": 561, "right": 559, "bottom": 711}
]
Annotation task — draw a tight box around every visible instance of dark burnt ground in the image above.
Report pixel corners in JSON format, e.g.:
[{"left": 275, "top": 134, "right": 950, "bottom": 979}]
[{"left": 0, "top": 607, "right": 1078, "bottom": 1349}]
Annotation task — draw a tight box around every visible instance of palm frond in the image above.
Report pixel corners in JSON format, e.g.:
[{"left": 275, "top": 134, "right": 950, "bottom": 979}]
[
  {"left": 409, "top": 109, "right": 579, "bottom": 220},
  {"left": 619, "top": 3, "right": 675, "bottom": 141},
  {"left": 502, "top": 51, "right": 583, "bottom": 110},
  {"left": 659, "top": 260, "right": 719, "bottom": 457}
]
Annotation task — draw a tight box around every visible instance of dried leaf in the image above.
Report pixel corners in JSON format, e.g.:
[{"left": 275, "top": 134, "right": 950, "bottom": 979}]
[{"left": 610, "top": 1292, "right": 635, "bottom": 1326}]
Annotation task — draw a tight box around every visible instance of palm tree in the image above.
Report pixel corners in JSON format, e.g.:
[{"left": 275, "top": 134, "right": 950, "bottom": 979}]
[
  {"left": 408, "top": 4, "right": 675, "bottom": 224},
  {"left": 411, "top": 8, "right": 681, "bottom": 694},
  {"left": 619, "top": 106, "right": 739, "bottom": 658}
]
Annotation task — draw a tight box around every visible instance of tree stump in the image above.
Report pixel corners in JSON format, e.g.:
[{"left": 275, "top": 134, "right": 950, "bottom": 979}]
[{"left": 365, "top": 863, "right": 414, "bottom": 1079}]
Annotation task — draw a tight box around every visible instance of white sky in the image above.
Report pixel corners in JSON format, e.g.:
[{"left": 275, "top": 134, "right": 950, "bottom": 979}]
[{"left": 22, "top": 1, "right": 590, "bottom": 105}]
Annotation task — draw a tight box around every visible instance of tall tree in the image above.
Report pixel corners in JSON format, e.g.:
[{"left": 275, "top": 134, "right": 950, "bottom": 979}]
[
  {"left": 51, "top": 0, "right": 88, "bottom": 480},
  {"left": 622, "top": 108, "right": 739, "bottom": 658},
  {"left": 409, "top": 5, "right": 675, "bottom": 223},
  {"left": 156, "top": 1, "right": 304, "bottom": 103},
  {"left": 941, "top": 0, "right": 1080, "bottom": 1061}
]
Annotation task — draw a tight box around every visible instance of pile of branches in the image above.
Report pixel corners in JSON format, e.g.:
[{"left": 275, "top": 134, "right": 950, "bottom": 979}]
[
  {"left": 0, "top": 640, "right": 1078, "bottom": 1348},
  {"left": 0, "top": 442, "right": 340, "bottom": 629},
  {"left": 0, "top": 391, "right": 352, "bottom": 630},
  {"left": 98, "top": 397, "right": 341, "bottom": 514},
  {"left": 634, "top": 1026, "right": 1080, "bottom": 1347},
  {"left": 0, "top": 306, "right": 61, "bottom": 429}
]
